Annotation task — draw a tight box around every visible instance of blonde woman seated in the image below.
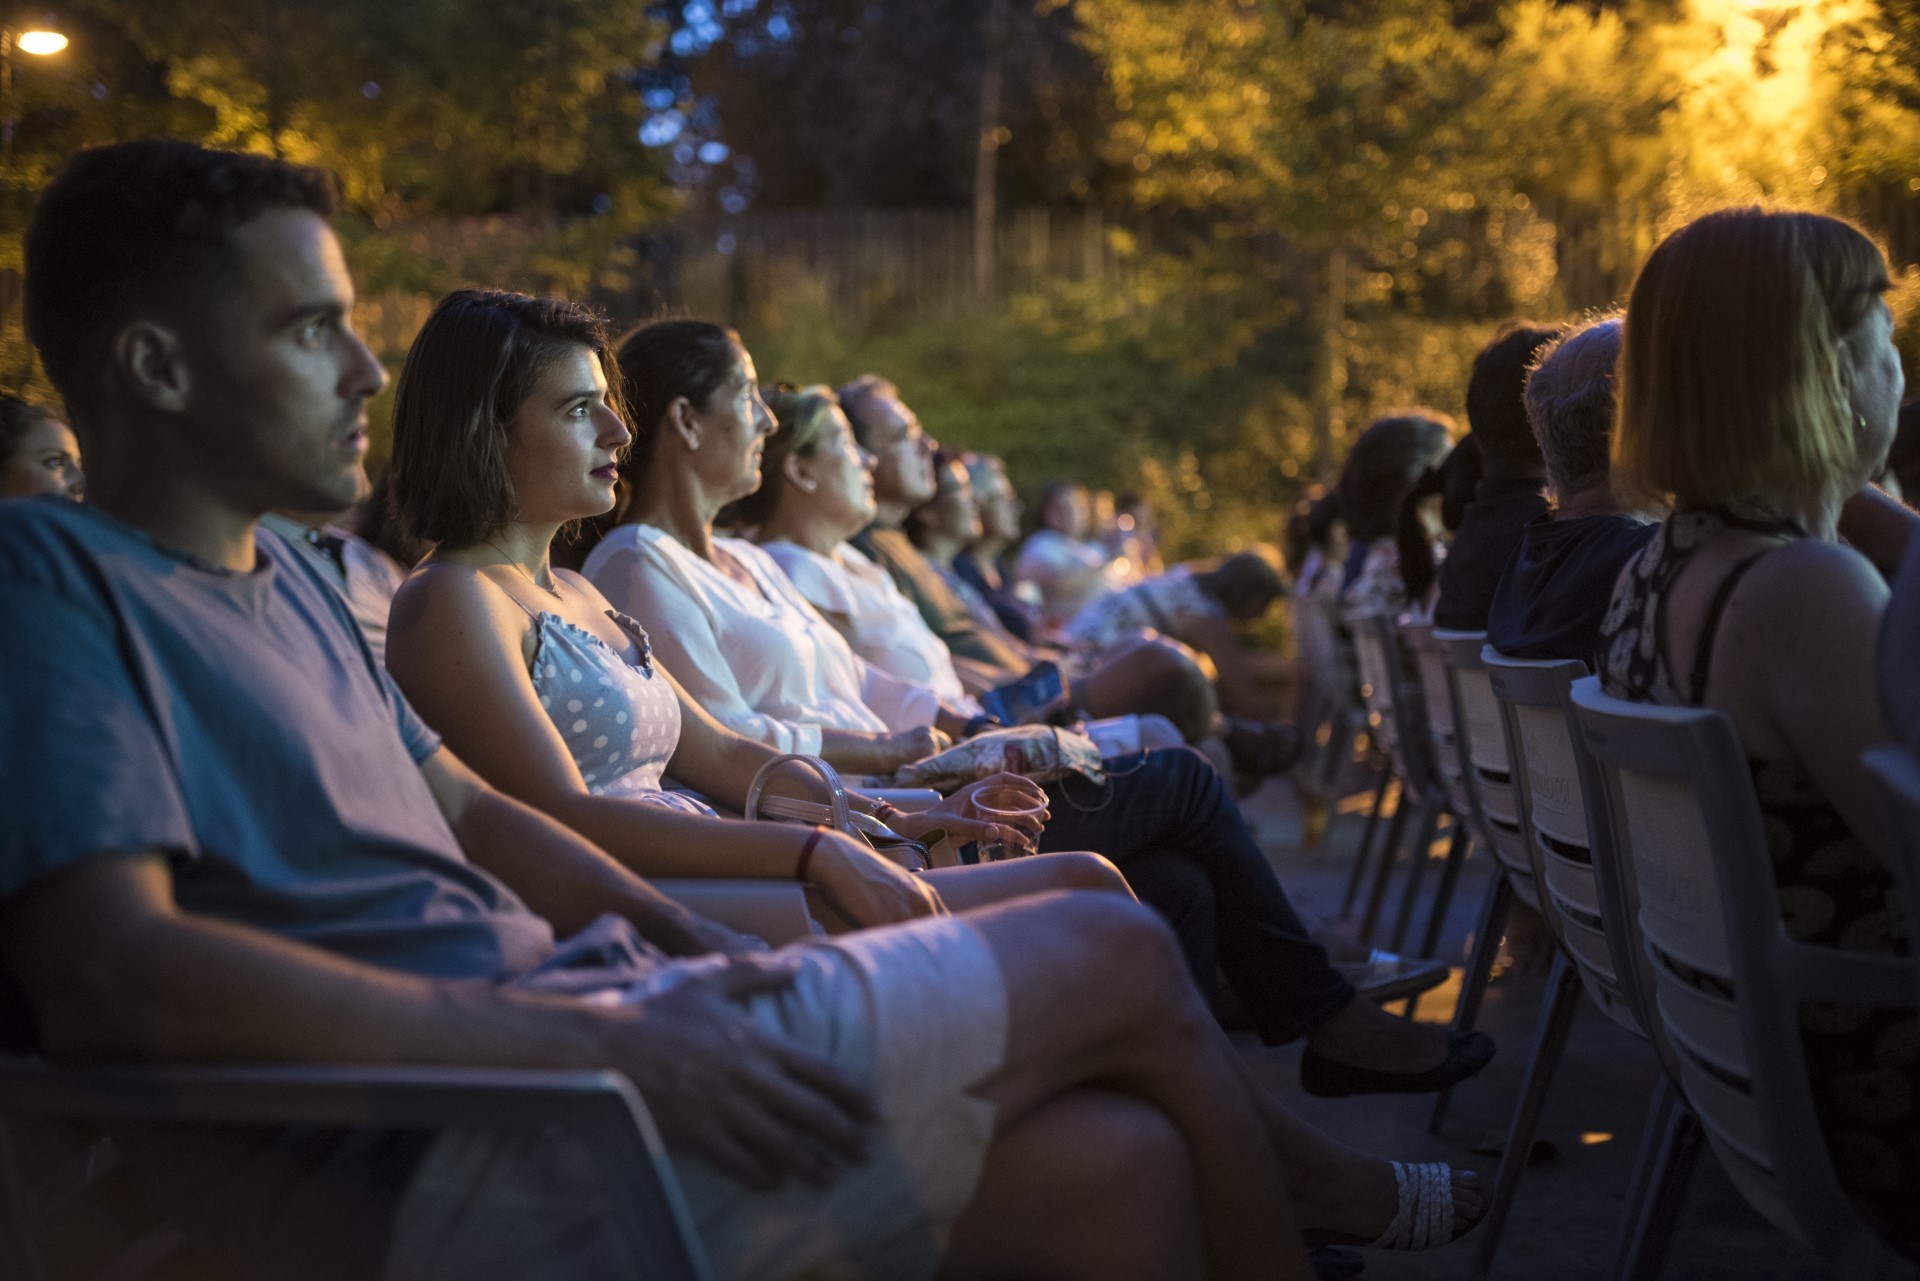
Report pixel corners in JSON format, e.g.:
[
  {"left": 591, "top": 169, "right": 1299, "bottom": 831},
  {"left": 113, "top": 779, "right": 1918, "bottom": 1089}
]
[
  {"left": 384, "top": 290, "right": 1118, "bottom": 929},
  {"left": 741, "top": 385, "right": 989, "bottom": 723},
  {"left": 1599, "top": 207, "right": 1918, "bottom": 1256}
]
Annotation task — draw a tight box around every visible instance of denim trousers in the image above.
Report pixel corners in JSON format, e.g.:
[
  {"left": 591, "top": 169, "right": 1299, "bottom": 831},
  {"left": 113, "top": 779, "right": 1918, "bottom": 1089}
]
[{"left": 1038, "top": 746, "right": 1355, "bottom": 1045}]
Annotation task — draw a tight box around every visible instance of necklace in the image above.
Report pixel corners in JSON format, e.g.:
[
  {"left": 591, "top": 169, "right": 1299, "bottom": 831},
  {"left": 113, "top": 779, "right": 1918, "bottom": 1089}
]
[{"left": 481, "top": 537, "right": 564, "bottom": 599}]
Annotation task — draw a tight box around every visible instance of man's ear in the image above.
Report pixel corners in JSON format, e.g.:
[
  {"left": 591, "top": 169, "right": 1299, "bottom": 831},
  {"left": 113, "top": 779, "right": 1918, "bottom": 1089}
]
[
  {"left": 112, "top": 321, "right": 191, "bottom": 414},
  {"left": 783, "top": 449, "right": 817, "bottom": 493},
  {"left": 665, "top": 395, "right": 700, "bottom": 451}
]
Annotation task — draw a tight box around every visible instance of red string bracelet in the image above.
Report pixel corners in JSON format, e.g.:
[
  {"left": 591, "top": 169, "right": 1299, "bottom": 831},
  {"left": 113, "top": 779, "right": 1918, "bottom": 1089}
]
[{"left": 795, "top": 826, "right": 828, "bottom": 882}]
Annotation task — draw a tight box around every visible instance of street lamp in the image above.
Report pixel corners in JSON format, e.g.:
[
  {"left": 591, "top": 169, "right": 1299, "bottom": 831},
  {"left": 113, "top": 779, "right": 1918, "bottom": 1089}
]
[{"left": 3, "top": 23, "right": 68, "bottom": 167}]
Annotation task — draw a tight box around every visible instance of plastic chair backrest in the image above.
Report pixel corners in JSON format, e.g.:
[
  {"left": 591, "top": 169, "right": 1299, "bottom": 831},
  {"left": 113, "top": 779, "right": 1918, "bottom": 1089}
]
[
  {"left": 1569, "top": 677, "right": 1919, "bottom": 1274},
  {"left": 1431, "top": 632, "right": 1537, "bottom": 908},
  {"left": 1403, "top": 621, "right": 1472, "bottom": 817},
  {"left": 1344, "top": 610, "right": 1438, "bottom": 796},
  {"left": 1483, "top": 651, "right": 1651, "bottom": 1038}
]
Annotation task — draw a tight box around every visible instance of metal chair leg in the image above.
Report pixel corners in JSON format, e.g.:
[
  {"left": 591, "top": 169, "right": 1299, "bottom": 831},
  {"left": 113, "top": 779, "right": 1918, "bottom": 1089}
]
[
  {"left": 1468, "top": 952, "right": 1583, "bottom": 1281},
  {"left": 1340, "top": 769, "right": 1394, "bottom": 919},
  {"left": 1428, "top": 871, "right": 1512, "bottom": 1135},
  {"left": 1388, "top": 798, "right": 1444, "bottom": 954},
  {"left": 1357, "top": 791, "right": 1413, "bottom": 948},
  {"left": 1610, "top": 1075, "right": 1681, "bottom": 1268},
  {"left": 1417, "top": 825, "right": 1473, "bottom": 960},
  {"left": 1612, "top": 1082, "right": 1703, "bottom": 1281}
]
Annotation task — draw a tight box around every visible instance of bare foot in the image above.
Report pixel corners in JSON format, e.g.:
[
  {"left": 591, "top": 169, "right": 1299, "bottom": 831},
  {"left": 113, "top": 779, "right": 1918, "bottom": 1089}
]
[
  {"left": 1304, "top": 993, "right": 1455, "bottom": 1074},
  {"left": 1294, "top": 1153, "right": 1484, "bottom": 1246}
]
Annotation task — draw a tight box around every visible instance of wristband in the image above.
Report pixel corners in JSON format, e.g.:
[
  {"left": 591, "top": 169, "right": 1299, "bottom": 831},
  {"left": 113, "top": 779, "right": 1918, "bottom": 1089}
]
[{"left": 795, "top": 826, "right": 828, "bottom": 882}]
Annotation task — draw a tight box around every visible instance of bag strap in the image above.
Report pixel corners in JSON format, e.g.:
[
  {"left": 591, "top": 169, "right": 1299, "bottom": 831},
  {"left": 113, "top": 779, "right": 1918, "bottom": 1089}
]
[{"left": 744, "top": 754, "right": 852, "bottom": 833}]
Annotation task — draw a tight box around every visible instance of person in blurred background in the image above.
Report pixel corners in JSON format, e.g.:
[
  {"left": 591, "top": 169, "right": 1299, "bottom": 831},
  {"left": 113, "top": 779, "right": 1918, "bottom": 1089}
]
[{"left": 0, "top": 392, "right": 82, "bottom": 500}]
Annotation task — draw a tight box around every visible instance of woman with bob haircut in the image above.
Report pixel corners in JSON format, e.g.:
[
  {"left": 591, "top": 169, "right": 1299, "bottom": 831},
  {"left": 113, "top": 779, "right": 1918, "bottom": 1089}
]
[
  {"left": 383, "top": 289, "right": 1118, "bottom": 932},
  {"left": 1599, "top": 207, "right": 1918, "bottom": 1255}
]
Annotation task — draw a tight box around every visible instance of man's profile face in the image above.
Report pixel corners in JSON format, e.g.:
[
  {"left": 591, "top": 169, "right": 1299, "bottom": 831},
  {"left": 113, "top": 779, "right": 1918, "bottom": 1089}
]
[
  {"left": 179, "top": 209, "right": 388, "bottom": 516},
  {"left": 856, "top": 388, "right": 938, "bottom": 507}
]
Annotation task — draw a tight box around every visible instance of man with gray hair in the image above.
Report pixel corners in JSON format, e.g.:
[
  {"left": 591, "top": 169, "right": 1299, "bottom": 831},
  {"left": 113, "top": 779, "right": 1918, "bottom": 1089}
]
[{"left": 1486, "top": 316, "right": 1659, "bottom": 663}]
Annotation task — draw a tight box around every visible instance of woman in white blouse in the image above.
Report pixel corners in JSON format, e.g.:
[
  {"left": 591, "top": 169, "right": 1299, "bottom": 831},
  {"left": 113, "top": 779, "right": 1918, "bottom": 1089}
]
[{"left": 580, "top": 326, "right": 974, "bottom": 775}]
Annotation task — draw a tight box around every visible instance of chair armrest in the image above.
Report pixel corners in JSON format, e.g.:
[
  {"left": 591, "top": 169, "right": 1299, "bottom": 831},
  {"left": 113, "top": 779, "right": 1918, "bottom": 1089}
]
[
  {"left": 0, "top": 1057, "right": 713, "bottom": 1281},
  {"left": 652, "top": 878, "right": 819, "bottom": 946}
]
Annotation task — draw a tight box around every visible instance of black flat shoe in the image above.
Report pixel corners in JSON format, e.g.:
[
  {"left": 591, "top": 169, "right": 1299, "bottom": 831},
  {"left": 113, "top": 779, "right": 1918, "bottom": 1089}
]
[{"left": 1299, "top": 1030, "right": 1495, "bottom": 1098}]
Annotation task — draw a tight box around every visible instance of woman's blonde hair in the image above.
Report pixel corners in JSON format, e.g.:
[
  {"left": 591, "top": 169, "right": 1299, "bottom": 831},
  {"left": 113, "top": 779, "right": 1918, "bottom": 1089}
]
[
  {"left": 719, "top": 383, "right": 842, "bottom": 530},
  {"left": 1616, "top": 207, "right": 1891, "bottom": 519}
]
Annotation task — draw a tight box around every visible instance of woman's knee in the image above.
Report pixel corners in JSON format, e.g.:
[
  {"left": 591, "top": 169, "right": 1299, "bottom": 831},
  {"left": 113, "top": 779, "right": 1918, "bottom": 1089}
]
[
  {"left": 1048, "top": 851, "right": 1133, "bottom": 897},
  {"left": 1048, "top": 892, "right": 1208, "bottom": 1020}
]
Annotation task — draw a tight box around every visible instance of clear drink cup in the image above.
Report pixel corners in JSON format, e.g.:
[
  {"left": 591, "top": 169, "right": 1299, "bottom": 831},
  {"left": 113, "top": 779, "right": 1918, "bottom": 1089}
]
[{"left": 971, "top": 783, "right": 1048, "bottom": 861}]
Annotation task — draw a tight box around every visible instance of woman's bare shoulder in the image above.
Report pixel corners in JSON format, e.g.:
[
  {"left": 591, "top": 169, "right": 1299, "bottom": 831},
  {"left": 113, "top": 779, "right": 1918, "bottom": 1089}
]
[{"left": 388, "top": 559, "right": 530, "bottom": 650}]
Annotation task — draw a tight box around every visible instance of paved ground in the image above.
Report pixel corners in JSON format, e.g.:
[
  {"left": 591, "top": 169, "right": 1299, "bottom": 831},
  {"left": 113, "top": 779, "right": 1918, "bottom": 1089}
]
[{"left": 1231, "top": 770, "right": 1829, "bottom": 1281}]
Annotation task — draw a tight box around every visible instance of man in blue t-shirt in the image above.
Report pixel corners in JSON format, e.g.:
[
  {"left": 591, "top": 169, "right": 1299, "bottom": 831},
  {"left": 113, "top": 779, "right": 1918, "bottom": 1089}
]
[
  {"left": 0, "top": 142, "right": 1337, "bottom": 1281},
  {"left": 1487, "top": 317, "right": 1659, "bottom": 666}
]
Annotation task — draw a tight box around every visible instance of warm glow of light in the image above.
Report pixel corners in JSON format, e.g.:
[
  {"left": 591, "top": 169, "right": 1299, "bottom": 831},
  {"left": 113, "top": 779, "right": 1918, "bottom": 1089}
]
[
  {"left": 1580, "top": 1132, "right": 1615, "bottom": 1146},
  {"left": 16, "top": 30, "right": 68, "bottom": 56}
]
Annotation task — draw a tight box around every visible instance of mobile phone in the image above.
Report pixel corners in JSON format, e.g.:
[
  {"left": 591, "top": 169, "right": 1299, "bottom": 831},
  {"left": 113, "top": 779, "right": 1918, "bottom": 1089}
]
[{"left": 980, "top": 660, "right": 1069, "bottom": 726}]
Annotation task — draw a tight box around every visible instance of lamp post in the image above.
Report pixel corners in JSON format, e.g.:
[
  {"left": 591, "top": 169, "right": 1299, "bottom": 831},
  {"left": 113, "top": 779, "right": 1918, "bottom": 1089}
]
[{"left": 2, "top": 25, "right": 68, "bottom": 169}]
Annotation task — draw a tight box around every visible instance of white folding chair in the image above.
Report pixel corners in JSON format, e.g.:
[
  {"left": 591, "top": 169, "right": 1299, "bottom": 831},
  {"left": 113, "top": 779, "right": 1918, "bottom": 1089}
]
[
  {"left": 1467, "top": 653, "right": 1704, "bottom": 1281},
  {"left": 1291, "top": 588, "right": 1373, "bottom": 843},
  {"left": 1570, "top": 677, "right": 1920, "bottom": 1279},
  {"left": 1344, "top": 610, "right": 1449, "bottom": 951},
  {"left": 1422, "top": 632, "right": 1542, "bottom": 1135}
]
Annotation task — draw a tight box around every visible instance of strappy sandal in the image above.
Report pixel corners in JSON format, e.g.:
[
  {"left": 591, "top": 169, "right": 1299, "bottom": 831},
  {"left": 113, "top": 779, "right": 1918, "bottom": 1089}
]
[
  {"left": 1302, "top": 1160, "right": 1482, "bottom": 1252},
  {"left": 1368, "top": 1160, "right": 1479, "bottom": 1249}
]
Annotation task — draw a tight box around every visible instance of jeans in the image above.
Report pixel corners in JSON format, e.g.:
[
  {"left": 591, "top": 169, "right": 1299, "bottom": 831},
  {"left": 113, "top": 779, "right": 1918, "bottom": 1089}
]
[{"left": 1038, "top": 747, "right": 1355, "bottom": 1045}]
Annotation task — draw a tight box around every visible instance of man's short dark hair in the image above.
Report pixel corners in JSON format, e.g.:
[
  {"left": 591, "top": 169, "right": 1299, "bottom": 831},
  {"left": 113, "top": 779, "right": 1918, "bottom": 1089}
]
[
  {"left": 24, "top": 139, "right": 338, "bottom": 414},
  {"left": 1466, "top": 323, "right": 1561, "bottom": 477}
]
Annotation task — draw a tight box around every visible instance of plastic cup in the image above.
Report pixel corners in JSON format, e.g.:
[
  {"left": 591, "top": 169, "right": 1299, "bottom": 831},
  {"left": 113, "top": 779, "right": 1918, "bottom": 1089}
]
[{"left": 971, "top": 783, "right": 1047, "bottom": 862}]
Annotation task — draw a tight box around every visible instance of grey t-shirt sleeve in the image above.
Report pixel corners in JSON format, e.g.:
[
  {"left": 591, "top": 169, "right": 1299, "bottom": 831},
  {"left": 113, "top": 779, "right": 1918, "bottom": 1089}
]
[
  {"left": 0, "top": 579, "right": 196, "bottom": 899},
  {"left": 376, "top": 665, "right": 442, "bottom": 765}
]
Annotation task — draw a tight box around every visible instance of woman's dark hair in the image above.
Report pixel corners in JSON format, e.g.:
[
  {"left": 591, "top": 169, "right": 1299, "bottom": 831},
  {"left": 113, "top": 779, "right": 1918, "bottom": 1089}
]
[
  {"left": 0, "top": 393, "right": 54, "bottom": 470},
  {"left": 1467, "top": 324, "right": 1560, "bottom": 477},
  {"left": 352, "top": 465, "right": 431, "bottom": 569},
  {"left": 1394, "top": 460, "right": 1449, "bottom": 602},
  {"left": 387, "top": 288, "right": 619, "bottom": 550},
  {"left": 1338, "top": 412, "right": 1454, "bottom": 541},
  {"left": 612, "top": 319, "right": 742, "bottom": 489}
]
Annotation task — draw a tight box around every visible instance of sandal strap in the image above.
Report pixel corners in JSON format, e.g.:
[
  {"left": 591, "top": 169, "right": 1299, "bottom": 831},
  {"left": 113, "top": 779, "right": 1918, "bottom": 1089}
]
[{"left": 1369, "top": 1161, "right": 1455, "bottom": 1250}]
